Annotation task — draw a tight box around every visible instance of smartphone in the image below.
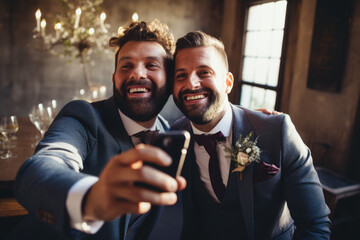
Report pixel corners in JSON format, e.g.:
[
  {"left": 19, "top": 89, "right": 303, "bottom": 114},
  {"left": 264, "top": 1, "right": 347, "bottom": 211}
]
[
  {"left": 148, "top": 130, "right": 190, "bottom": 178},
  {"left": 135, "top": 130, "right": 190, "bottom": 192}
]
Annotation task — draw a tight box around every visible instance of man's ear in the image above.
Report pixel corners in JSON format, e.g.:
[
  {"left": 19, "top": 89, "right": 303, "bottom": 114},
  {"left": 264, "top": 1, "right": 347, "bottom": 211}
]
[{"left": 225, "top": 72, "right": 234, "bottom": 94}]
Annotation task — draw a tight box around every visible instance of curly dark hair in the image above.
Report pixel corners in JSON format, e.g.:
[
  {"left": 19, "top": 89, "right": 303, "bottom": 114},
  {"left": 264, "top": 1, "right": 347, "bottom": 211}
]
[{"left": 109, "top": 19, "right": 175, "bottom": 73}]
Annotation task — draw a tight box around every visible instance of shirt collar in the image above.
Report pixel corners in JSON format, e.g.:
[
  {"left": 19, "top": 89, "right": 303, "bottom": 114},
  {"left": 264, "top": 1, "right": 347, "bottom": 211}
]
[
  {"left": 118, "top": 109, "right": 157, "bottom": 136},
  {"left": 191, "top": 103, "right": 233, "bottom": 138}
]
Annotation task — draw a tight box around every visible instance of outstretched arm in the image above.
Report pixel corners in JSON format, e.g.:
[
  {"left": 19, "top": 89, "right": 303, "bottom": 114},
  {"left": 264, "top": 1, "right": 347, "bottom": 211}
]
[{"left": 83, "top": 144, "right": 186, "bottom": 221}]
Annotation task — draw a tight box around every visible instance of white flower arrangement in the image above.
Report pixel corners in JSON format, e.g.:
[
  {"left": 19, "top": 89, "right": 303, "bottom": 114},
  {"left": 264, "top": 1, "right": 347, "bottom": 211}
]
[{"left": 220, "top": 131, "right": 261, "bottom": 180}]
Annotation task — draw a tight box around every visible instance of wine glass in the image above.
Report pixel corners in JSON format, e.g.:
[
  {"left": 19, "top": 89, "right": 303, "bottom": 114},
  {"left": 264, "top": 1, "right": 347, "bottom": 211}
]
[
  {"left": 45, "top": 99, "right": 59, "bottom": 117},
  {"left": 29, "top": 103, "right": 54, "bottom": 145},
  {"left": 0, "top": 116, "right": 19, "bottom": 159}
]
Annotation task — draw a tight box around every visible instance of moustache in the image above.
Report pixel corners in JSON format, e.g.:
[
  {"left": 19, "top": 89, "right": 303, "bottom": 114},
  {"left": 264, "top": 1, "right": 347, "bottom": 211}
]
[{"left": 124, "top": 79, "right": 154, "bottom": 89}]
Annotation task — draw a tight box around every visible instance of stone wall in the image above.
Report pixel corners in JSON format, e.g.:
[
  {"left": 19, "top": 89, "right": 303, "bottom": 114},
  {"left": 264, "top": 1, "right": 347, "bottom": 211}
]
[
  {"left": 0, "top": 0, "right": 223, "bottom": 124},
  {"left": 282, "top": 0, "right": 360, "bottom": 176}
]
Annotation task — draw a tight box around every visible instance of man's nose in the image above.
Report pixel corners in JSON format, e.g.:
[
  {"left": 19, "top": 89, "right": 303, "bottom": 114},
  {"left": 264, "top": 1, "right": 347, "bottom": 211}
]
[
  {"left": 185, "top": 73, "right": 200, "bottom": 89},
  {"left": 129, "top": 65, "right": 146, "bottom": 80}
]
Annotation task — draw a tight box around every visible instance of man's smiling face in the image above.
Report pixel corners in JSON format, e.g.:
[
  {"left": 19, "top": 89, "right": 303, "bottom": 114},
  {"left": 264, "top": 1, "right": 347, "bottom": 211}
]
[
  {"left": 173, "top": 46, "right": 233, "bottom": 127},
  {"left": 113, "top": 41, "right": 169, "bottom": 122}
]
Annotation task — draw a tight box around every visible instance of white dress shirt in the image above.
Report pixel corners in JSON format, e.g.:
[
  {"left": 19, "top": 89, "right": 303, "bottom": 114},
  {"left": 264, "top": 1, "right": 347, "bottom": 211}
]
[
  {"left": 66, "top": 109, "right": 158, "bottom": 233},
  {"left": 191, "top": 103, "right": 233, "bottom": 203}
]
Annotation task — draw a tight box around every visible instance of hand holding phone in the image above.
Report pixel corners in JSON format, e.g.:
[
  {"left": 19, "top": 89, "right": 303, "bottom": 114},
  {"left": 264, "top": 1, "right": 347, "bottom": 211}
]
[{"left": 135, "top": 130, "right": 190, "bottom": 192}]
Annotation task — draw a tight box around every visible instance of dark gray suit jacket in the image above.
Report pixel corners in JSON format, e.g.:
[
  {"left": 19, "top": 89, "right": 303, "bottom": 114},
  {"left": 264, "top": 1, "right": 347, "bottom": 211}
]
[
  {"left": 12, "top": 97, "right": 169, "bottom": 240},
  {"left": 172, "top": 104, "right": 331, "bottom": 240}
]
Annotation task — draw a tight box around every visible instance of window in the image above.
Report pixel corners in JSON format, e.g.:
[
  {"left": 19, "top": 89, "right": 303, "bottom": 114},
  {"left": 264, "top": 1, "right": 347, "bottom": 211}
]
[{"left": 239, "top": 0, "right": 288, "bottom": 110}]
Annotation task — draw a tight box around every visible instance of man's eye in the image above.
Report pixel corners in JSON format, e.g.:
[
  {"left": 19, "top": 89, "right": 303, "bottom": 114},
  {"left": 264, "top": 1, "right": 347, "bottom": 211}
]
[
  {"left": 175, "top": 73, "right": 186, "bottom": 80},
  {"left": 199, "top": 70, "right": 211, "bottom": 76},
  {"left": 146, "top": 63, "right": 159, "bottom": 69},
  {"left": 120, "top": 64, "right": 131, "bottom": 70}
]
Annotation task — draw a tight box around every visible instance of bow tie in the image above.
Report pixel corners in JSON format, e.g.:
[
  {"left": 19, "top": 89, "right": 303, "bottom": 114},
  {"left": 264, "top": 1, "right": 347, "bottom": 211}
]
[
  {"left": 193, "top": 131, "right": 226, "bottom": 146},
  {"left": 133, "top": 130, "right": 158, "bottom": 144}
]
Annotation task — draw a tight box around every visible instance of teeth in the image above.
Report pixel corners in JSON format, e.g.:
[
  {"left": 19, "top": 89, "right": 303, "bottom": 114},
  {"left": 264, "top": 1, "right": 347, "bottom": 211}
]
[
  {"left": 186, "top": 94, "right": 205, "bottom": 101},
  {"left": 129, "top": 88, "right": 149, "bottom": 93}
]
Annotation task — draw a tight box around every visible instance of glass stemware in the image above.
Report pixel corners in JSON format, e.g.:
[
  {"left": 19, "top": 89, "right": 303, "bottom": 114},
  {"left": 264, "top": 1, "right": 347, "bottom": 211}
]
[
  {"left": 46, "top": 99, "right": 59, "bottom": 117},
  {"left": 0, "top": 116, "right": 19, "bottom": 159},
  {"left": 29, "top": 103, "right": 56, "bottom": 146}
]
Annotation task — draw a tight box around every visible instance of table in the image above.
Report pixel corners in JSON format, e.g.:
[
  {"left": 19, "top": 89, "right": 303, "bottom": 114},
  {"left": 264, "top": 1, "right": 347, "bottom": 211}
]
[
  {"left": 0, "top": 118, "right": 38, "bottom": 182},
  {"left": 0, "top": 118, "right": 38, "bottom": 217}
]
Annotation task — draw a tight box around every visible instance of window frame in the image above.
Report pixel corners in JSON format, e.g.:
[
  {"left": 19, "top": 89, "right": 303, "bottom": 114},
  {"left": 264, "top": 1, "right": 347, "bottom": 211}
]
[{"left": 236, "top": 0, "right": 291, "bottom": 111}]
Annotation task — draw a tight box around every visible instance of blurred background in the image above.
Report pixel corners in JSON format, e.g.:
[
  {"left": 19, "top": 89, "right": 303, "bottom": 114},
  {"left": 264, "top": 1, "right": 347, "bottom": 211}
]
[
  {"left": 0, "top": 0, "right": 359, "bottom": 238},
  {"left": 1, "top": 0, "right": 359, "bottom": 180}
]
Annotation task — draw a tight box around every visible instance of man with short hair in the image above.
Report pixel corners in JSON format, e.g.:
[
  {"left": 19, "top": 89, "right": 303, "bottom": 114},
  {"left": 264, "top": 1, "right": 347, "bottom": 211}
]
[
  {"left": 12, "top": 20, "right": 185, "bottom": 240},
  {"left": 172, "top": 31, "right": 331, "bottom": 239}
]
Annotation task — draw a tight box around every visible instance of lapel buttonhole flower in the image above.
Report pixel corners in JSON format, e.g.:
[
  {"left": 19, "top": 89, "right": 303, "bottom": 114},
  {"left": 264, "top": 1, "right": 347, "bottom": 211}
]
[{"left": 220, "top": 131, "right": 261, "bottom": 180}]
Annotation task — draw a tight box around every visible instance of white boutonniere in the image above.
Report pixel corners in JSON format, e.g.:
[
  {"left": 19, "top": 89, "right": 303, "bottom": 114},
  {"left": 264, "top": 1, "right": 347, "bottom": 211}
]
[{"left": 220, "top": 131, "right": 261, "bottom": 180}]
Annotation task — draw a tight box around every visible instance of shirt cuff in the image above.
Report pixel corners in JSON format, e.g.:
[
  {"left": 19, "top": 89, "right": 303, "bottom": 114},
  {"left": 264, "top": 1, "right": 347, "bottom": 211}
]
[{"left": 66, "top": 176, "right": 104, "bottom": 234}]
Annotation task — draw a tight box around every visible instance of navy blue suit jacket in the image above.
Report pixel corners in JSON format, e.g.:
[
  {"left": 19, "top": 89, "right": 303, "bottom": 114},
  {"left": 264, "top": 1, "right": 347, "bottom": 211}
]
[
  {"left": 12, "top": 97, "right": 169, "bottom": 240},
  {"left": 172, "top": 104, "right": 331, "bottom": 240}
]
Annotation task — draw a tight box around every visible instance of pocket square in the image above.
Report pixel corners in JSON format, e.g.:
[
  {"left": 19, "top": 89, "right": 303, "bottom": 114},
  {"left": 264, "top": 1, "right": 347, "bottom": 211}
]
[{"left": 254, "top": 161, "right": 280, "bottom": 182}]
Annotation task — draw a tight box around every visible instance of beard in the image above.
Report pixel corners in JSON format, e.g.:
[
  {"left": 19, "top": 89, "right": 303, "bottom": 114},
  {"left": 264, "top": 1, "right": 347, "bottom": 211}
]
[
  {"left": 113, "top": 79, "right": 169, "bottom": 122},
  {"left": 173, "top": 87, "right": 224, "bottom": 125}
]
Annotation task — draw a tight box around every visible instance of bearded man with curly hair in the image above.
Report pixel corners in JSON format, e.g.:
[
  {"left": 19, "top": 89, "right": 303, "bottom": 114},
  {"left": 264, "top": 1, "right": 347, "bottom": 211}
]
[{"left": 11, "top": 19, "right": 186, "bottom": 240}]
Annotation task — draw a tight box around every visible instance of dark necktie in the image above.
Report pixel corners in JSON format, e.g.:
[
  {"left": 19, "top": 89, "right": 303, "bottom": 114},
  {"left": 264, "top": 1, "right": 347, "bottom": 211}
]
[
  {"left": 193, "top": 131, "right": 226, "bottom": 202},
  {"left": 133, "top": 130, "right": 158, "bottom": 144}
]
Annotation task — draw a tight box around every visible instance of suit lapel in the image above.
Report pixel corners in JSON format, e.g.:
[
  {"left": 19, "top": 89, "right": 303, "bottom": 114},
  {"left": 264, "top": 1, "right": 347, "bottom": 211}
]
[
  {"left": 102, "top": 97, "right": 134, "bottom": 152},
  {"left": 231, "top": 104, "right": 254, "bottom": 240},
  {"left": 180, "top": 108, "right": 255, "bottom": 239},
  {"left": 102, "top": 98, "right": 169, "bottom": 238},
  {"left": 99, "top": 98, "right": 132, "bottom": 238}
]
